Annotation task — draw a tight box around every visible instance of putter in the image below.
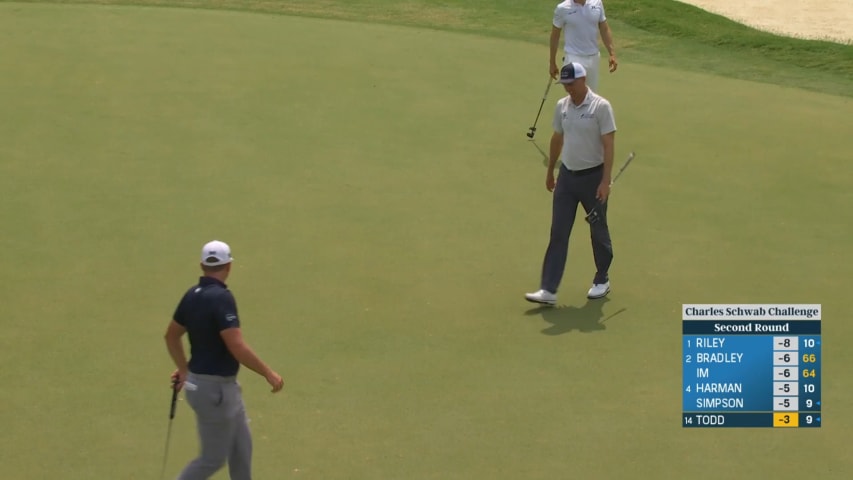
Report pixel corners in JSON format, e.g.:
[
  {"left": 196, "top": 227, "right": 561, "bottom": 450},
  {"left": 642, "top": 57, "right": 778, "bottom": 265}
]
[
  {"left": 585, "top": 152, "right": 636, "bottom": 224},
  {"left": 526, "top": 76, "right": 552, "bottom": 139},
  {"left": 159, "top": 378, "right": 180, "bottom": 480}
]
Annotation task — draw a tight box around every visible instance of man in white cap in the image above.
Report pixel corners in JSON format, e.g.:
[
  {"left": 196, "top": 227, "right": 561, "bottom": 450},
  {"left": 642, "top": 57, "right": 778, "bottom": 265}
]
[
  {"left": 549, "top": 0, "right": 617, "bottom": 91},
  {"left": 525, "top": 63, "right": 616, "bottom": 306},
  {"left": 164, "top": 240, "right": 284, "bottom": 480}
]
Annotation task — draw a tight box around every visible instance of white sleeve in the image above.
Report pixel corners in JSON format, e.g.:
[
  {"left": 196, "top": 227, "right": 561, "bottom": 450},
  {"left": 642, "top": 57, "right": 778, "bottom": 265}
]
[
  {"left": 552, "top": 98, "right": 565, "bottom": 134},
  {"left": 597, "top": 100, "right": 616, "bottom": 135},
  {"left": 552, "top": 4, "right": 564, "bottom": 28},
  {"left": 599, "top": 2, "right": 607, "bottom": 23}
]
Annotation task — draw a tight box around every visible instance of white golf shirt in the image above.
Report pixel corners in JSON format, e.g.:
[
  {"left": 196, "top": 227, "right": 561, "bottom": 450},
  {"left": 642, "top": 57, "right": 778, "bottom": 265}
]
[
  {"left": 553, "top": 0, "right": 607, "bottom": 56},
  {"left": 552, "top": 88, "right": 616, "bottom": 171}
]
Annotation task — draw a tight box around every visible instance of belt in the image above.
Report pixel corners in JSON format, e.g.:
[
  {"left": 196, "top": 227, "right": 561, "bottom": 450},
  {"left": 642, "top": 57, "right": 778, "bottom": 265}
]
[
  {"left": 188, "top": 372, "right": 237, "bottom": 383},
  {"left": 566, "top": 164, "right": 603, "bottom": 176}
]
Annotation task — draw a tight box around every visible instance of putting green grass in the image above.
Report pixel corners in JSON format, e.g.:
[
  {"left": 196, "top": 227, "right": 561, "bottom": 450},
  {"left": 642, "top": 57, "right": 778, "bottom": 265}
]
[
  {"left": 10, "top": 0, "right": 853, "bottom": 97},
  {"left": 1, "top": 2, "right": 852, "bottom": 480}
]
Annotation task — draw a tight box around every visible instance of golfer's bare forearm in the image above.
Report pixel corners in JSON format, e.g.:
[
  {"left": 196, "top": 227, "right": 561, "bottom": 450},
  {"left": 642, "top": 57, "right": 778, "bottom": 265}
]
[
  {"left": 164, "top": 335, "right": 188, "bottom": 373},
  {"left": 550, "top": 27, "right": 561, "bottom": 64},
  {"left": 599, "top": 23, "right": 615, "bottom": 57},
  {"left": 602, "top": 132, "right": 615, "bottom": 182},
  {"left": 221, "top": 328, "right": 274, "bottom": 377},
  {"left": 228, "top": 342, "right": 274, "bottom": 378},
  {"left": 549, "top": 133, "right": 562, "bottom": 170}
]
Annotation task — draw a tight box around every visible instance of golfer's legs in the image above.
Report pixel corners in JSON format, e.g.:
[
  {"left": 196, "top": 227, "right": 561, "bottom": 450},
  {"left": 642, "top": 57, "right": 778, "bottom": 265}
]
[
  {"left": 180, "top": 382, "right": 236, "bottom": 480},
  {"left": 585, "top": 54, "right": 600, "bottom": 91},
  {"left": 578, "top": 172, "right": 613, "bottom": 284},
  {"left": 564, "top": 53, "right": 600, "bottom": 91},
  {"left": 541, "top": 165, "right": 580, "bottom": 293},
  {"left": 227, "top": 384, "right": 253, "bottom": 480}
]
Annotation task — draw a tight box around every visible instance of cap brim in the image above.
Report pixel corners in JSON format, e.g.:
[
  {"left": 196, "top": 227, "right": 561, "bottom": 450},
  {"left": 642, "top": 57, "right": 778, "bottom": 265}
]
[
  {"left": 557, "top": 77, "right": 584, "bottom": 84},
  {"left": 201, "top": 258, "right": 233, "bottom": 266}
]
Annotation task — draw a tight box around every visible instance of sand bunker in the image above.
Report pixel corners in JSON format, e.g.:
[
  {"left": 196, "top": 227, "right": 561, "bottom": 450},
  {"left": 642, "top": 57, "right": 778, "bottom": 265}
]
[{"left": 676, "top": 0, "right": 852, "bottom": 44}]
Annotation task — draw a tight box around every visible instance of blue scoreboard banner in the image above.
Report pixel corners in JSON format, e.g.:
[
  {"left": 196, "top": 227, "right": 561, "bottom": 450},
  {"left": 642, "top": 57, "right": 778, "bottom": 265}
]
[{"left": 682, "top": 304, "right": 821, "bottom": 428}]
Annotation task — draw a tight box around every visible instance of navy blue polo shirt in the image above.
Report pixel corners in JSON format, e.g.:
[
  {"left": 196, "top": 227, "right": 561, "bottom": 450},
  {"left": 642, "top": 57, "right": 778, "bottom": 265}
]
[{"left": 173, "top": 276, "right": 241, "bottom": 376}]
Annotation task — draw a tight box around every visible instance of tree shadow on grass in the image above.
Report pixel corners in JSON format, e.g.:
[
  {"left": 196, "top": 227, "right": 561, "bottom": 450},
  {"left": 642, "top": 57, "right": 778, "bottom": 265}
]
[{"left": 524, "top": 297, "right": 627, "bottom": 336}]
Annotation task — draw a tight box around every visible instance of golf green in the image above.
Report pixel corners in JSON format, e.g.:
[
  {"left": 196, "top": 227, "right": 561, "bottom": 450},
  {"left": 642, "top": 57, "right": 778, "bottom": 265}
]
[{"left": 1, "top": 3, "right": 851, "bottom": 479}]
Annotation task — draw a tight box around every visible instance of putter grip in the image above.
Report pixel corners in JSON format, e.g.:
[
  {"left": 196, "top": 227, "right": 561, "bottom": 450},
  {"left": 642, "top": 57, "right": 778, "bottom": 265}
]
[
  {"left": 169, "top": 379, "right": 179, "bottom": 419},
  {"left": 585, "top": 201, "right": 604, "bottom": 224}
]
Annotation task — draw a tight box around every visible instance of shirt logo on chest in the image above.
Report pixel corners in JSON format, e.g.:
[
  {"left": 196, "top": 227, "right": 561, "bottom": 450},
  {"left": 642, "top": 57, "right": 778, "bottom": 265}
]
[{"left": 563, "top": 111, "right": 594, "bottom": 120}]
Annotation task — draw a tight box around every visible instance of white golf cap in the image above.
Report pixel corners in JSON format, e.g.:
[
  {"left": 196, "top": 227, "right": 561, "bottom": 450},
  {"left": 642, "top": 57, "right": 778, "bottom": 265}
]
[
  {"left": 200, "top": 240, "right": 233, "bottom": 266},
  {"left": 558, "top": 62, "right": 587, "bottom": 84}
]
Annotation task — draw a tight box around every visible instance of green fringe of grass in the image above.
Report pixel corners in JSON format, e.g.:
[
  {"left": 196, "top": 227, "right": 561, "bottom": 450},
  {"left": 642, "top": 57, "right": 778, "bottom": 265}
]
[
  {"left": 609, "top": 0, "right": 851, "bottom": 75},
  {"left": 3, "top": 0, "right": 852, "bottom": 96}
]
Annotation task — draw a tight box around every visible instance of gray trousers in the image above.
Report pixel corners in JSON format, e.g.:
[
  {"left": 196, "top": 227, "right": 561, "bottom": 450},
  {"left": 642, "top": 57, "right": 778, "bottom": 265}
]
[
  {"left": 179, "top": 373, "right": 252, "bottom": 480},
  {"left": 540, "top": 163, "right": 613, "bottom": 293}
]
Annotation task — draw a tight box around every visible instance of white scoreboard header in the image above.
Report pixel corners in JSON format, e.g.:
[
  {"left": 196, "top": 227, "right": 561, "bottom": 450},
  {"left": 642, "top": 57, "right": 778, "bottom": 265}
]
[{"left": 683, "top": 304, "right": 821, "bottom": 321}]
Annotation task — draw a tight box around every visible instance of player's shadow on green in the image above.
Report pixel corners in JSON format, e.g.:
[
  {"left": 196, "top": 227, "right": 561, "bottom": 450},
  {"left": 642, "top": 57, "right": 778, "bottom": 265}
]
[{"left": 525, "top": 297, "right": 626, "bottom": 335}]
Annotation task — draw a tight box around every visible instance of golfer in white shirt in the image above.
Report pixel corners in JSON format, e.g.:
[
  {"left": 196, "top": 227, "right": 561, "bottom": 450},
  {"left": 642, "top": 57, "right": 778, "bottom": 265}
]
[
  {"left": 526, "top": 63, "right": 616, "bottom": 306},
  {"left": 549, "top": 0, "right": 618, "bottom": 90}
]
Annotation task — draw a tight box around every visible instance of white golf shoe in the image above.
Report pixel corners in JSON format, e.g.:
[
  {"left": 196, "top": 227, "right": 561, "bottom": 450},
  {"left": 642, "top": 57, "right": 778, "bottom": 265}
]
[
  {"left": 587, "top": 281, "right": 610, "bottom": 299},
  {"left": 525, "top": 289, "right": 557, "bottom": 306}
]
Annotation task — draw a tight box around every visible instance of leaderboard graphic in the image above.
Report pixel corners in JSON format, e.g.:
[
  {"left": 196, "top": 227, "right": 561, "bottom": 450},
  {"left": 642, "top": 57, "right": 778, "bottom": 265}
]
[{"left": 682, "top": 304, "right": 821, "bottom": 428}]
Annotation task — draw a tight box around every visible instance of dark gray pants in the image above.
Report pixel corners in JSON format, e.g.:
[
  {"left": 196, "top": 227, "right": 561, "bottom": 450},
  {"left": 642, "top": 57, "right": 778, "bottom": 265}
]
[
  {"left": 540, "top": 163, "right": 613, "bottom": 293},
  {"left": 179, "top": 373, "right": 252, "bottom": 480}
]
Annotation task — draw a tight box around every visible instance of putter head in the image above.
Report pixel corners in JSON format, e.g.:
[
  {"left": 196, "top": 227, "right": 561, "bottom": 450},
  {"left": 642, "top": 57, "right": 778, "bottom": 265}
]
[{"left": 526, "top": 128, "right": 535, "bottom": 139}]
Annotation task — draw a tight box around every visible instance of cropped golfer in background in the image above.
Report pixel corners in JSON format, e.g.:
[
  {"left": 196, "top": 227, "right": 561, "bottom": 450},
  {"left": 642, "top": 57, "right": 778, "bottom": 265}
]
[
  {"left": 550, "top": 0, "right": 617, "bottom": 90},
  {"left": 164, "top": 240, "right": 284, "bottom": 480},
  {"left": 526, "top": 63, "right": 616, "bottom": 306}
]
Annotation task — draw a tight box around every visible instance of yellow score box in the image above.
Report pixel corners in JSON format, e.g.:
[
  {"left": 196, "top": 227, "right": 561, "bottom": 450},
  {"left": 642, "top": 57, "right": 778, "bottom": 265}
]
[{"left": 773, "top": 413, "right": 799, "bottom": 427}]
